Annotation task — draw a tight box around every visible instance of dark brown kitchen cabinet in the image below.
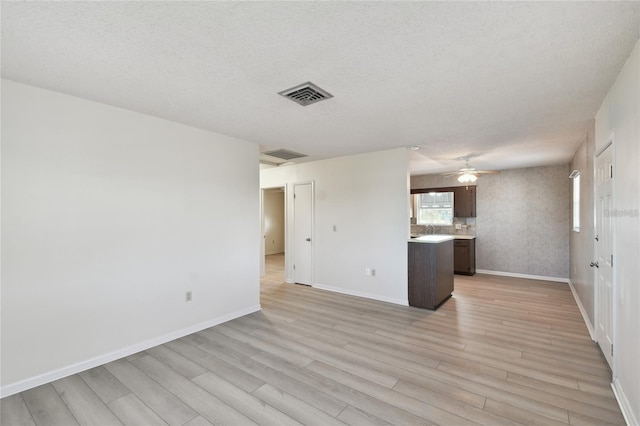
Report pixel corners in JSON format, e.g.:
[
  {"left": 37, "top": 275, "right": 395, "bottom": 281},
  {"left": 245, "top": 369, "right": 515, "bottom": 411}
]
[
  {"left": 454, "top": 186, "right": 476, "bottom": 217},
  {"left": 454, "top": 238, "right": 476, "bottom": 275},
  {"left": 408, "top": 239, "right": 454, "bottom": 310}
]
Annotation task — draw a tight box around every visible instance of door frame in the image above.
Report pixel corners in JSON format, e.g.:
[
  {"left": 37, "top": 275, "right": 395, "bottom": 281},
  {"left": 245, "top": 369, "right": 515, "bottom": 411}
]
[
  {"left": 593, "top": 133, "right": 616, "bottom": 373},
  {"left": 291, "top": 181, "right": 315, "bottom": 285}
]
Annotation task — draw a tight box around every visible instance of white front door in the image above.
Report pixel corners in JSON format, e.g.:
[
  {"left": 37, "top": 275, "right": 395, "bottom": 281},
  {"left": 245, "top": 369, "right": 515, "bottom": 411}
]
[
  {"left": 595, "top": 143, "right": 614, "bottom": 368},
  {"left": 293, "top": 183, "right": 313, "bottom": 285}
]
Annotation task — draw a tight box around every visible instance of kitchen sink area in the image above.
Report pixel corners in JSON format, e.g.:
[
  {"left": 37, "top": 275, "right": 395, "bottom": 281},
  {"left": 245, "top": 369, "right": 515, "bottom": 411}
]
[
  {"left": 410, "top": 228, "right": 477, "bottom": 276},
  {"left": 409, "top": 185, "right": 478, "bottom": 276}
]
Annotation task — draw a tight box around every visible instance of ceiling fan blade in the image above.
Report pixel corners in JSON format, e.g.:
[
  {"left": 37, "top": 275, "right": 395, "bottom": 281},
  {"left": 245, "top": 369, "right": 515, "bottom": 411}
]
[{"left": 435, "top": 156, "right": 501, "bottom": 177}]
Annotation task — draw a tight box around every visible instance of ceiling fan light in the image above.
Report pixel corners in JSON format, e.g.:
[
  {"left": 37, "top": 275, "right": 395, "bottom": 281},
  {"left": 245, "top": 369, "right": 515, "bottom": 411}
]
[{"left": 458, "top": 172, "right": 478, "bottom": 183}]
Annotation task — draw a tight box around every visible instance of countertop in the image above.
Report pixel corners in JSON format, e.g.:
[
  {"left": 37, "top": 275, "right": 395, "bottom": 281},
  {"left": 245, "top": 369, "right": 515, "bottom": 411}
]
[
  {"left": 409, "top": 234, "right": 476, "bottom": 242},
  {"left": 409, "top": 235, "right": 455, "bottom": 244}
]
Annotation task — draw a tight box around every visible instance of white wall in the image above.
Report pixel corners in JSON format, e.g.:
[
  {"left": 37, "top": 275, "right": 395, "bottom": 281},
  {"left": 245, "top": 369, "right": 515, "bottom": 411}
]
[
  {"left": 264, "top": 189, "right": 285, "bottom": 255},
  {"left": 594, "top": 40, "right": 640, "bottom": 425},
  {"left": 569, "top": 125, "right": 596, "bottom": 334},
  {"left": 412, "top": 165, "right": 571, "bottom": 280},
  {"left": 261, "top": 149, "right": 410, "bottom": 305},
  {"left": 1, "top": 80, "right": 261, "bottom": 395}
]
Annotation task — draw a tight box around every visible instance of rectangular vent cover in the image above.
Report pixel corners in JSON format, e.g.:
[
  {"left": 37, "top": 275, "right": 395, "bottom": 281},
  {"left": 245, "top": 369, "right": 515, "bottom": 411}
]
[
  {"left": 278, "top": 82, "right": 333, "bottom": 106},
  {"left": 262, "top": 149, "right": 307, "bottom": 161}
]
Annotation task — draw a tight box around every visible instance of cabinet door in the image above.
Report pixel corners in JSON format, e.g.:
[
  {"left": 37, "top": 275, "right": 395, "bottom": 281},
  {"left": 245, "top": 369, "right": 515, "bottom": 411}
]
[
  {"left": 454, "top": 186, "right": 476, "bottom": 217},
  {"left": 454, "top": 243, "right": 470, "bottom": 273}
]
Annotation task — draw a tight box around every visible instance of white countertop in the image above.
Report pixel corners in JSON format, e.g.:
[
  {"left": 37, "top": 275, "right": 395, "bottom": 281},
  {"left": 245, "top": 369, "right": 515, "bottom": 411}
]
[
  {"left": 451, "top": 235, "right": 476, "bottom": 240},
  {"left": 409, "top": 235, "right": 455, "bottom": 243},
  {"left": 409, "top": 234, "right": 476, "bottom": 242}
]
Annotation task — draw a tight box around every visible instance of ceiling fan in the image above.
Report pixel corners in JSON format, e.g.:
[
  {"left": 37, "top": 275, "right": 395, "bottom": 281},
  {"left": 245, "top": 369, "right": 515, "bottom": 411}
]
[{"left": 441, "top": 158, "right": 500, "bottom": 183}]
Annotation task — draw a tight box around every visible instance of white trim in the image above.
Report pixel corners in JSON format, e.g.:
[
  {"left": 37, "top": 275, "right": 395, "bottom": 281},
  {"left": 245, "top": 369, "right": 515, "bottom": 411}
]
[
  {"left": 312, "top": 283, "right": 408, "bottom": 306},
  {"left": 0, "top": 304, "right": 261, "bottom": 398},
  {"left": 568, "top": 279, "right": 596, "bottom": 341},
  {"left": 476, "top": 269, "right": 569, "bottom": 283},
  {"left": 612, "top": 379, "right": 638, "bottom": 426}
]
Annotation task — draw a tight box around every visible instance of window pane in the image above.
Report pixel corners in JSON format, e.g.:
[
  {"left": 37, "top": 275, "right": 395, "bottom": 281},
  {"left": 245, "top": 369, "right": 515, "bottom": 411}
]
[
  {"left": 415, "top": 192, "right": 453, "bottom": 226},
  {"left": 573, "top": 174, "right": 580, "bottom": 232}
]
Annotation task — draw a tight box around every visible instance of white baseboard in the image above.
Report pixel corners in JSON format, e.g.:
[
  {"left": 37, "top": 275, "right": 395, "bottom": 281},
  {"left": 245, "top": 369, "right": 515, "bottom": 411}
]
[
  {"left": 476, "top": 269, "right": 569, "bottom": 283},
  {"left": 0, "top": 304, "right": 261, "bottom": 398},
  {"left": 567, "top": 279, "right": 596, "bottom": 341},
  {"left": 612, "top": 378, "right": 639, "bottom": 426},
  {"left": 312, "top": 283, "right": 408, "bottom": 306}
]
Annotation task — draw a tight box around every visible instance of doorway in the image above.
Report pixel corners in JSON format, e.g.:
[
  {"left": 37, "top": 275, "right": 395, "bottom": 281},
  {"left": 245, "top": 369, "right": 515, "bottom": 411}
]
[
  {"left": 594, "top": 140, "right": 614, "bottom": 369},
  {"left": 261, "top": 187, "right": 286, "bottom": 283}
]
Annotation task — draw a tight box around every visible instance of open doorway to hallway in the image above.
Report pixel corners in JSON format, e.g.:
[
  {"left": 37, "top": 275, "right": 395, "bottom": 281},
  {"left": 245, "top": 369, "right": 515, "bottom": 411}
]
[{"left": 262, "top": 187, "right": 285, "bottom": 285}]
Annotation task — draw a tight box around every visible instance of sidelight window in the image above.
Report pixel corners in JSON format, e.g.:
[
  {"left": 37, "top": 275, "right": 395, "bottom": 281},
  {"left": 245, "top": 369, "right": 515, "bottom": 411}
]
[{"left": 570, "top": 170, "right": 580, "bottom": 232}]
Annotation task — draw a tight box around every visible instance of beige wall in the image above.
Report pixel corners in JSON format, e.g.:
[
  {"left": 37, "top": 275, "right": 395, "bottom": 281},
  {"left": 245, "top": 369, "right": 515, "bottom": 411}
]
[
  {"left": 264, "top": 189, "right": 285, "bottom": 255},
  {"left": 412, "top": 164, "right": 570, "bottom": 279}
]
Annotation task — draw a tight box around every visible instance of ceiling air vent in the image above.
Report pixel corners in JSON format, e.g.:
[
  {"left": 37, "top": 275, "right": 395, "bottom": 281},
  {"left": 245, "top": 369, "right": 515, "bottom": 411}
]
[
  {"left": 262, "top": 149, "right": 308, "bottom": 161},
  {"left": 278, "top": 82, "right": 333, "bottom": 106}
]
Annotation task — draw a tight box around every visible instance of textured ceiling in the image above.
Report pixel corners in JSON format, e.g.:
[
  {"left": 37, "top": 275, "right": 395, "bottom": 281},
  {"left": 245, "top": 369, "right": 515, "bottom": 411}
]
[{"left": 2, "top": 2, "right": 639, "bottom": 174}]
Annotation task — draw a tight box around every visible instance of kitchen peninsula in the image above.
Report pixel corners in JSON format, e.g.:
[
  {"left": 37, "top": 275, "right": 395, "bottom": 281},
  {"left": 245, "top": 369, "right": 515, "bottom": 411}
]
[{"left": 408, "top": 235, "right": 454, "bottom": 310}]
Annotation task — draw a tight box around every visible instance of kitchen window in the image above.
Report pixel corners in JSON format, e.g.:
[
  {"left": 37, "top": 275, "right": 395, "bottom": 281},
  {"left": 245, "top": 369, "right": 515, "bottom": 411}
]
[{"left": 414, "top": 192, "right": 454, "bottom": 226}]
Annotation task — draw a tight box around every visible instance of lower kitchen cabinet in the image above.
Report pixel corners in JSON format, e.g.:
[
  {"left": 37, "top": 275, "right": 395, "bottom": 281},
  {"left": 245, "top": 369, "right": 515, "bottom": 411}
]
[
  {"left": 408, "top": 239, "right": 454, "bottom": 310},
  {"left": 454, "top": 238, "right": 476, "bottom": 275}
]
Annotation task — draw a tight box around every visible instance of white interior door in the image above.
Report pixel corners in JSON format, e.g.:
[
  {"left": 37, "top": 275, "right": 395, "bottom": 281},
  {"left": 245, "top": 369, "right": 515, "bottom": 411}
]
[
  {"left": 260, "top": 189, "right": 265, "bottom": 277},
  {"left": 293, "top": 183, "right": 313, "bottom": 285},
  {"left": 595, "top": 143, "right": 614, "bottom": 368}
]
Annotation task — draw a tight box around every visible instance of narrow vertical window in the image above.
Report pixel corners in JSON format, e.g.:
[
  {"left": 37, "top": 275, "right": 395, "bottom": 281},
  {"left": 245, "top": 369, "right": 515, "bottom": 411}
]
[{"left": 571, "top": 171, "right": 580, "bottom": 232}]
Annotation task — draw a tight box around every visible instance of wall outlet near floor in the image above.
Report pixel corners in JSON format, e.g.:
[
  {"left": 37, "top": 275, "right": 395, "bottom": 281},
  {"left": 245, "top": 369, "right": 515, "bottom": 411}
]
[
  {"left": 185, "top": 291, "right": 193, "bottom": 302},
  {"left": 365, "top": 268, "right": 376, "bottom": 277}
]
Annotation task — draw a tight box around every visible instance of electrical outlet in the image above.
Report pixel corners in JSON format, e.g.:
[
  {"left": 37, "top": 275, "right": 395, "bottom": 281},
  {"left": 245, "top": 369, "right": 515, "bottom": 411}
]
[
  {"left": 185, "top": 291, "right": 192, "bottom": 302},
  {"left": 455, "top": 224, "right": 462, "bottom": 230},
  {"left": 365, "top": 268, "right": 376, "bottom": 277}
]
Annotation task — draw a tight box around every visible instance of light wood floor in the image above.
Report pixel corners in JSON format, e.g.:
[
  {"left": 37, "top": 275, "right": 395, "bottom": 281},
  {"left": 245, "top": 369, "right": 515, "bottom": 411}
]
[{"left": 2, "top": 253, "right": 624, "bottom": 425}]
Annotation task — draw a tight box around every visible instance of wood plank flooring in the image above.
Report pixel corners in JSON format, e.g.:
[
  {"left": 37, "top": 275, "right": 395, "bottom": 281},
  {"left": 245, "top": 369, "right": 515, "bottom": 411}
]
[{"left": 2, "top": 253, "right": 624, "bottom": 425}]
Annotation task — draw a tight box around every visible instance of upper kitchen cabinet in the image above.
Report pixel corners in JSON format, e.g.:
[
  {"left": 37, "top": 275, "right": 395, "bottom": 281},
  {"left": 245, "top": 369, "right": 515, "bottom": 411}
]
[{"left": 454, "top": 186, "right": 476, "bottom": 217}]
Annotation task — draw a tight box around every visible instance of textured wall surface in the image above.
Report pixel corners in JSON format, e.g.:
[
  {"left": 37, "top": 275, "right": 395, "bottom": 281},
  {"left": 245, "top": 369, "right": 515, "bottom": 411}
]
[{"left": 412, "top": 165, "right": 571, "bottom": 278}]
